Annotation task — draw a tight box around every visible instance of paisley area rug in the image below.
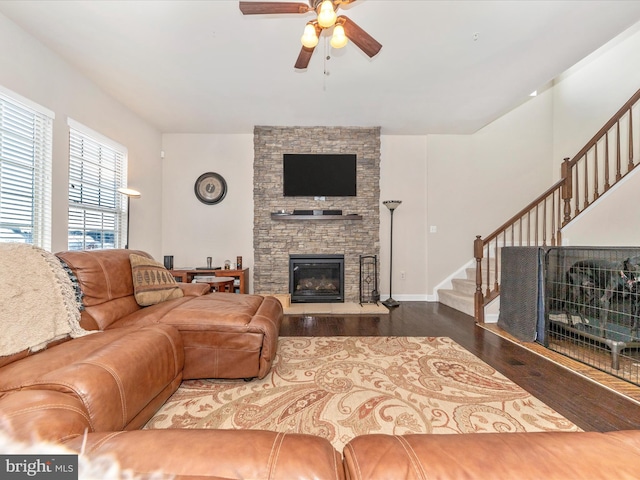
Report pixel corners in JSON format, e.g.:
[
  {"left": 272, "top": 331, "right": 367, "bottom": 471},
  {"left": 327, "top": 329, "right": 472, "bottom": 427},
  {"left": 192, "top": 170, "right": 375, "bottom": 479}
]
[{"left": 144, "top": 337, "right": 580, "bottom": 451}]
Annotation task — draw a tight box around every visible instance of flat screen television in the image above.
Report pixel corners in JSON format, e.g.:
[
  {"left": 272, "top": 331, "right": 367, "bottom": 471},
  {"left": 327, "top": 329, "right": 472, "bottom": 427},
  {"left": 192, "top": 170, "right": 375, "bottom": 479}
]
[{"left": 283, "top": 154, "right": 357, "bottom": 197}]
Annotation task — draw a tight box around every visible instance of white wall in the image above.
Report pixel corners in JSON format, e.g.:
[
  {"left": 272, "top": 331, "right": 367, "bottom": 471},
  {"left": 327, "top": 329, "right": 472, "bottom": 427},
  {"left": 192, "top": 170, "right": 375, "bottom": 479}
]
[
  {"left": 562, "top": 169, "right": 640, "bottom": 246},
  {"left": 379, "top": 136, "right": 428, "bottom": 300},
  {"left": 162, "top": 25, "right": 640, "bottom": 299},
  {"left": 423, "top": 22, "right": 640, "bottom": 294},
  {"left": 553, "top": 24, "right": 640, "bottom": 246},
  {"left": 425, "top": 89, "right": 555, "bottom": 292},
  {"left": 161, "top": 134, "right": 254, "bottom": 285},
  {"left": 0, "top": 12, "right": 163, "bottom": 256},
  {"left": 552, "top": 23, "right": 640, "bottom": 171},
  {"left": 161, "top": 133, "right": 429, "bottom": 298}
]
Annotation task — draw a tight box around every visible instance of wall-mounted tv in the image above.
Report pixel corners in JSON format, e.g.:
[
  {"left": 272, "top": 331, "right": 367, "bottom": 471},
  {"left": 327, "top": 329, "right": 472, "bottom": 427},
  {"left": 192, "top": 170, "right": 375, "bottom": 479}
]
[{"left": 283, "top": 154, "right": 357, "bottom": 197}]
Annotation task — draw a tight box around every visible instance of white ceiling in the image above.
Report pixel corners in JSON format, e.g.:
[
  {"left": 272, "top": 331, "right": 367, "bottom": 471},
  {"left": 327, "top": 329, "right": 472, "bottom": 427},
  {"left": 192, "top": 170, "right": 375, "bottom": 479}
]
[{"left": 1, "top": 0, "right": 640, "bottom": 135}]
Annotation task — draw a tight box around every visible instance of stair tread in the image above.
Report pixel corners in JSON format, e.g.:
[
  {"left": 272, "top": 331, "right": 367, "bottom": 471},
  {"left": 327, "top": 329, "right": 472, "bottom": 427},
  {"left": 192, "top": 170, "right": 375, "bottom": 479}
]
[
  {"left": 451, "top": 278, "right": 476, "bottom": 296},
  {"left": 452, "top": 277, "right": 475, "bottom": 283},
  {"left": 438, "top": 289, "right": 475, "bottom": 316},
  {"left": 438, "top": 288, "right": 473, "bottom": 300},
  {"left": 465, "top": 267, "right": 499, "bottom": 280},
  {"left": 443, "top": 266, "right": 499, "bottom": 316}
]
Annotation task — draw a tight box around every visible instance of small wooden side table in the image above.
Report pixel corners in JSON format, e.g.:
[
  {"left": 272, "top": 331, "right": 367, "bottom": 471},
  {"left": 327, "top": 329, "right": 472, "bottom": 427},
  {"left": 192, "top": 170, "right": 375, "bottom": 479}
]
[
  {"left": 169, "top": 268, "right": 249, "bottom": 294},
  {"left": 192, "top": 276, "right": 235, "bottom": 293}
]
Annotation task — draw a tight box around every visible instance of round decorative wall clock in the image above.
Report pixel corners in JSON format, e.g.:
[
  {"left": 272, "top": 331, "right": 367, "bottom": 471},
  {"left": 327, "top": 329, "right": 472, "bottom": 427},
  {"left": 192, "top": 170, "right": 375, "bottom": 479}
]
[{"left": 194, "top": 172, "right": 227, "bottom": 205}]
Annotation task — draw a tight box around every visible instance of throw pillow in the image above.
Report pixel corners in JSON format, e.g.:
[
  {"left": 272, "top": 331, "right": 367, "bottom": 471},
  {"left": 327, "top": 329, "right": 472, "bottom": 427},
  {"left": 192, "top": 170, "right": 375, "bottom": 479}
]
[{"left": 130, "top": 253, "right": 184, "bottom": 307}]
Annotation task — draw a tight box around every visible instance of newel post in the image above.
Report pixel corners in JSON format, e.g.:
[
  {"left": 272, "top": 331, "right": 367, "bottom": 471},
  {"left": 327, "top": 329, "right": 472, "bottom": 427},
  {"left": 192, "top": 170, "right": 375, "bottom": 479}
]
[
  {"left": 474, "top": 235, "right": 485, "bottom": 323},
  {"left": 561, "top": 157, "right": 572, "bottom": 226}
]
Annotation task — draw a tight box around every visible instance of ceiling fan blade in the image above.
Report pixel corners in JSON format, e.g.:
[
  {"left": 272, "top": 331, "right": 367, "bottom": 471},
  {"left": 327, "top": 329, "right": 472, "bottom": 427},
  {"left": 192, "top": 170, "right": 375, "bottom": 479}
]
[
  {"left": 338, "top": 15, "right": 382, "bottom": 58},
  {"left": 295, "top": 46, "right": 315, "bottom": 69},
  {"left": 239, "top": 1, "right": 311, "bottom": 15}
]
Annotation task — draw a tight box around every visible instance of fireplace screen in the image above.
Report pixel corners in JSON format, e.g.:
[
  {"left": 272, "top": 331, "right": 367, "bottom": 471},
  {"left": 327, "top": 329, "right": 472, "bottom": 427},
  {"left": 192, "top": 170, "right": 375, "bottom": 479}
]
[{"left": 289, "top": 254, "right": 344, "bottom": 303}]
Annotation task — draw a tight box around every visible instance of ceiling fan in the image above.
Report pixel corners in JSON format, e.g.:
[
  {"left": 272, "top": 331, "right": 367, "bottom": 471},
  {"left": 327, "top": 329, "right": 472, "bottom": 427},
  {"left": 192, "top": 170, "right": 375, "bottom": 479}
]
[{"left": 239, "top": 0, "right": 382, "bottom": 69}]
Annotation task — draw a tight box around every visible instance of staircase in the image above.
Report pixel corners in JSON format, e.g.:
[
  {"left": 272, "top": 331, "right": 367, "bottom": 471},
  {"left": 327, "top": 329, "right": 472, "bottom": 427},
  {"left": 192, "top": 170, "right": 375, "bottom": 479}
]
[
  {"left": 466, "top": 87, "right": 640, "bottom": 323},
  {"left": 437, "top": 267, "right": 477, "bottom": 317},
  {"left": 439, "top": 263, "right": 501, "bottom": 318}
]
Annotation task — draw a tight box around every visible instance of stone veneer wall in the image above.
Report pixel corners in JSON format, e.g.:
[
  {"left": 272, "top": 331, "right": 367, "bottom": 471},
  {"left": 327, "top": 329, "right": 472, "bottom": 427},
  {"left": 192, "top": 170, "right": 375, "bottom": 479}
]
[{"left": 253, "top": 126, "right": 380, "bottom": 302}]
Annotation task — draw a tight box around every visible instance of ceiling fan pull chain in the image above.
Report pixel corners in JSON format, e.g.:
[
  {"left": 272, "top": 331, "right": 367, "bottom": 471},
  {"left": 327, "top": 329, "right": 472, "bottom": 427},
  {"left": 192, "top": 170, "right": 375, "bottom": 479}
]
[
  {"left": 323, "top": 36, "right": 328, "bottom": 90},
  {"left": 324, "top": 36, "right": 331, "bottom": 81}
]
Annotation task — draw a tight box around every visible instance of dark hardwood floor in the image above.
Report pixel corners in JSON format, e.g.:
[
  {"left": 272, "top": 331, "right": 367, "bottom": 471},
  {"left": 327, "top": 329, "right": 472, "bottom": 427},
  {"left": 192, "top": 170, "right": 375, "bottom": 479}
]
[{"left": 279, "top": 301, "right": 640, "bottom": 432}]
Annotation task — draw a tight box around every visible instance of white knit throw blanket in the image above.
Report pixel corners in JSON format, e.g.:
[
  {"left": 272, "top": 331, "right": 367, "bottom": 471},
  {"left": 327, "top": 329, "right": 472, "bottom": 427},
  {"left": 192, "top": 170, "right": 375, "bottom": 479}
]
[{"left": 0, "top": 243, "right": 91, "bottom": 357}]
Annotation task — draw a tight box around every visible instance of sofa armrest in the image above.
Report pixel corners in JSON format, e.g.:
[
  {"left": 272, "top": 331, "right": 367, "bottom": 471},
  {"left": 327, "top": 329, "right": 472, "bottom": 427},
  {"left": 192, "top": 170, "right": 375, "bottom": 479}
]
[
  {"left": 245, "top": 295, "right": 283, "bottom": 379},
  {"left": 178, "top": 282, "right": 210, "bottom": 296},
  {"left": 343, "top": 432, "right": 640, "bottom": 480},
  {"left": 0, "top": 390, "right": 91, "bottom": 443},
  {"left": 63, "top": 429, "right": 344, "bottom": 480},
  {"left": 31, "top": 325, "right": 184, "bottom": 432}
]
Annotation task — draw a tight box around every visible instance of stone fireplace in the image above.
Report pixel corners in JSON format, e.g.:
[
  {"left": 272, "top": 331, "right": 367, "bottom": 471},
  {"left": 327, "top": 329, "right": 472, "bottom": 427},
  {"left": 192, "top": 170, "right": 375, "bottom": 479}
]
[
  {"left": 252, "top": 126, "right": 380, "bottom": 302},
  {"left": 289, "top": 254, "right": 345, "bottom": 303}
]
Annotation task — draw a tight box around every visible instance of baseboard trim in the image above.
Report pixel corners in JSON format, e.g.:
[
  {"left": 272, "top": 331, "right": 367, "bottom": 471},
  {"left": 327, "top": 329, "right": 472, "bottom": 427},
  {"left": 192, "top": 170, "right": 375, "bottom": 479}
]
[{"left": 391, "top": 294, "right": 432, "bottom": 302}]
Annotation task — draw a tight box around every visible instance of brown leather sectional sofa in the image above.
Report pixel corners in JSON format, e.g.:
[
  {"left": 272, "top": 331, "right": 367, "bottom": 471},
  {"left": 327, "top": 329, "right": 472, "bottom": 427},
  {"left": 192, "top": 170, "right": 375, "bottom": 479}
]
[
  {"left": 2, "top": 249, "right": 640, "bottom": 479},
  {"left": 0, "top": 248, "right": 341, "bottom": 479},
  {"left": 57, "top": 249, "right": 282, "bottom": 381}
]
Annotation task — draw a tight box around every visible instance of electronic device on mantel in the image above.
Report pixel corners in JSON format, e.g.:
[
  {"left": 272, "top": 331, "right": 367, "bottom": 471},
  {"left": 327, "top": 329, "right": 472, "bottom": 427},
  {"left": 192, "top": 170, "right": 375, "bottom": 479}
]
[{"left": 293, "top": 209, "right": 343, "bottom": 216}]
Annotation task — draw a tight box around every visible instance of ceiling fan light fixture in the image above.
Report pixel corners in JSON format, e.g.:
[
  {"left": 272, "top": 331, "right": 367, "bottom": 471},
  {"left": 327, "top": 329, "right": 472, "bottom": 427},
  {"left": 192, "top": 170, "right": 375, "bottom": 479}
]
[
  {"left": 238, "top": 0, "right": 382, "bottom": 69},
  {"left": 317, "top": 0, "right": 337, "bottom": 28},
  {"left": 330, "top": 24, "right": 348, "bottom": 49},
  {"left": 301, "top": 23, "right": 319, "bottom": 48}
]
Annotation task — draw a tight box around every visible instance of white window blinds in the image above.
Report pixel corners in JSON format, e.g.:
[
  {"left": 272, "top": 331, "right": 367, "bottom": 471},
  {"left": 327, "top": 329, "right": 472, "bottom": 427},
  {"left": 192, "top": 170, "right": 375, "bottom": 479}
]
[
  {"left": 67, "top": 120, "right": 127, "bottom": 250},
  {"left": 0, "top": 87, "right": 54, "bottom": 250}
]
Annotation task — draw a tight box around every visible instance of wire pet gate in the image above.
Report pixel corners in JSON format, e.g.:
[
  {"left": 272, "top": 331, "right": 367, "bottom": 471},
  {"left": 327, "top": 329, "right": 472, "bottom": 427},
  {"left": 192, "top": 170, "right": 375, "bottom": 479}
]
[{"left": 545, "top": 247, "right": 640, "bottom": 386}]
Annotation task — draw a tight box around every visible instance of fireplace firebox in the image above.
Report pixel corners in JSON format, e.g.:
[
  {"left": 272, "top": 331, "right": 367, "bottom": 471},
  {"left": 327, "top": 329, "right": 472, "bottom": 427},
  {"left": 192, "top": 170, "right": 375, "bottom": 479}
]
[{"left": 289, "top": 254, "right": 345, "bottom": 303}]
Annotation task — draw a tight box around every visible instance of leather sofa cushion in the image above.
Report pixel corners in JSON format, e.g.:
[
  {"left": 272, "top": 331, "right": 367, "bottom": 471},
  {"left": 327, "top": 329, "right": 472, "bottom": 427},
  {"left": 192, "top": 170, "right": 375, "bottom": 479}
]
[
  {"left": 113, "top": 293, "right": 266, "bottom": 330},
  {"left": 0, "top": 325, "right": 184, "bottom": 432},
  {"left": 56, "top": 249, "right": 210, "bottom": 330},
  {"left": 110, "top": 294, "right": 280, "bottom": 380},
  {"left": 343, "top": 431, "right": 640, "bottom": 480},
  {"left": 64, "top": 429, "right": 345, "bottom": 480},
  {"left": 0, "top": 336, "right": 70, "bottom": 369},
  {"left": 0, "top": 390, "right": 91, "bottom": 444},
  {"left": 161, "top": 293, "right": 268, "bottom": 330},
  {"left": 0, "top": 328, "right": 145, "bottom": 391},
  {"left": 56, "top": 249, "right": 151, "bottom": 329}
]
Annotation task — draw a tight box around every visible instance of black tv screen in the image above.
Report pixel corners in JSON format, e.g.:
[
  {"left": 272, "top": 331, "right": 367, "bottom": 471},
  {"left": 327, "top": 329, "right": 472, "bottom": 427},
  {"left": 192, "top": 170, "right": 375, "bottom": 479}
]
[{"left": 283, "top": 154, "right": 357, "bottom": 197}]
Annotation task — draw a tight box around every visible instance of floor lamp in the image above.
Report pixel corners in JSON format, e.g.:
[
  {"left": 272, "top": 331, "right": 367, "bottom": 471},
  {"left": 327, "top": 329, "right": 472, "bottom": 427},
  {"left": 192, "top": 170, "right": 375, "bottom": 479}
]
[
  {"left": 117, "top": 187, "right": 141, "bottom": 249},
  {"left": 382, "top": 200, "right": 402, "bottom": 308}
]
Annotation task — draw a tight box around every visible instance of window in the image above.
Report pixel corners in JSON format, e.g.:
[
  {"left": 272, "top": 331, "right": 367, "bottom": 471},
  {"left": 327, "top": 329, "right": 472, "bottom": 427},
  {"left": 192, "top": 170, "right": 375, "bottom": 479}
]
[
  {"left": 68, "top": 119, "right": 127, "bottom": 250},
  {"left": 0, "top": 86, "right": 54, "bottom": 250}
]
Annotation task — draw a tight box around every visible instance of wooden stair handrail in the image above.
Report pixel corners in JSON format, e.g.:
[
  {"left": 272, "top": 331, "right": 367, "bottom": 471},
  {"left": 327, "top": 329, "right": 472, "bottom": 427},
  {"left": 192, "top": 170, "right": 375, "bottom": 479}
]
[
  {"left": 473, "top": 87, "right": 640, "bottom": 323},
  {"left": 566, "top": 88, "right": 640, "bottom": 169},
  {"left": 481, "top": 180, "right": 564, "bottom": 245}
]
